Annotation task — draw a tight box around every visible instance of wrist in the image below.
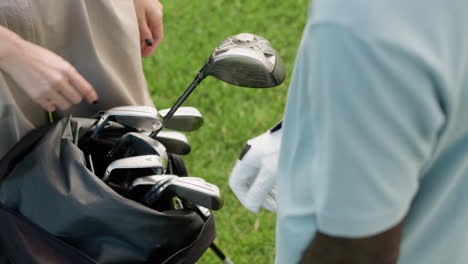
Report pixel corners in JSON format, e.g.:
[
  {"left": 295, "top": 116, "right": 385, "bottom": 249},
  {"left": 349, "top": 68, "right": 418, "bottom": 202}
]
[{"left": 0, "top": 26, "right": 25, "bottom": 68}]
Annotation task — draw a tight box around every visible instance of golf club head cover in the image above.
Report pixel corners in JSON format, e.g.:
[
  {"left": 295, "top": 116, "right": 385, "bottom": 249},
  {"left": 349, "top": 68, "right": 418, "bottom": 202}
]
[{"left": 229, "top": 121, "right": 282, "bottom": 213}]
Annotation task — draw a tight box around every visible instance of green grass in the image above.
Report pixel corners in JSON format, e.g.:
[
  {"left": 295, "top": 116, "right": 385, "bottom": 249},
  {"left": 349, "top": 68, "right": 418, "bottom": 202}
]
[{"left": 143, "top": 1, "right": 309, "bottom": 263}]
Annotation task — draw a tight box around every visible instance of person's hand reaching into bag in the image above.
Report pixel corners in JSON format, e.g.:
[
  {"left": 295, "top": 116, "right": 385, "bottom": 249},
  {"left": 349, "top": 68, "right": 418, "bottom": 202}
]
[{"left": 0, "top": 26, "right": 98, "bottom": 112}]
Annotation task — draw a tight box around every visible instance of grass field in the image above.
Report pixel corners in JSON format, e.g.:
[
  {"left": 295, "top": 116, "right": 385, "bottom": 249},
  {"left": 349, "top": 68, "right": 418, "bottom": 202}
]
[{"left": 143, "top": 1, "right": 309, "bottom": 263}]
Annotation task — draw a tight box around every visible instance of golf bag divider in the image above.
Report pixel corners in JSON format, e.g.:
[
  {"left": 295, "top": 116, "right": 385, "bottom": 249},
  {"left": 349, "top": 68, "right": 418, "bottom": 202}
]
[{"left": 0, "top": 116, "right": 216, "bottom": 264}]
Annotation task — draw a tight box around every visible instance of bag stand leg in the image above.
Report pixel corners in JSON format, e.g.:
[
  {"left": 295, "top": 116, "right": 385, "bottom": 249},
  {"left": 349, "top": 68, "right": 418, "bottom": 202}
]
[{"left": 194, "top": 206, "right": 233, "bottom": 264}]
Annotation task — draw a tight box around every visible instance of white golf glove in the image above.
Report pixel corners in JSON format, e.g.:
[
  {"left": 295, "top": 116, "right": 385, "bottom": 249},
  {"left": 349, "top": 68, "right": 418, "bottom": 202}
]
[{"left": 229, "top": 121, "right": 282, "bottom": 213}]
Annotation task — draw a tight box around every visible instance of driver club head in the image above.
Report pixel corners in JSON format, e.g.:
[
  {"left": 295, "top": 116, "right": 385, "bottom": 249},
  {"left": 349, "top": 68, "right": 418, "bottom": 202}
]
[
  {"left": 158, "top": 107, "right": 204, "bottom": 132},
  {"left": 91, "top": 106, "right": 163, "bottom": 139},
  {"left": 204, "top": 33, "right": 286, "bottom": 88},
  {"left": 102, "top": 155, "right": 164, "bottom": 183},
  {"left": 151, "top": 33, "right": 286, "bottom": 138}
]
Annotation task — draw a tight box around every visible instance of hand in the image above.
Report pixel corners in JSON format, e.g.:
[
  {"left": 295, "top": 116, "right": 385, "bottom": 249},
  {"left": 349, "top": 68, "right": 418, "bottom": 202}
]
[
  {"left": 134, "top": 0, "right": 164, "bottom": 57},
  {"left": 229, "top": 121, "right": 283, "bottom": 213},
  {"left": 0, "top": 27, "right": 98, "bottom": 112}
]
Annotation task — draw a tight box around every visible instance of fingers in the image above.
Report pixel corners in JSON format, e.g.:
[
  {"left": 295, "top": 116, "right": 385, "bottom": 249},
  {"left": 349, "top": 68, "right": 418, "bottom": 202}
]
[
  {"left": 148, "top": 4, "right": 164, "bottom": 49},
  {"left": 144, "top": 16, "right": 164, "bottom": 56},
  {"left": 37, "top": 97, "right": 56, "bottom": 112},
  {"left": 47, "top": 90, "right": 71, "bottom": 111},
  {"left": 5, "top": 38, "right": 98, "bottom": 113},
  {"left": 34, "top": 64, "right": 98, "bottom": 112},
  {"left": 66, "top": 65, "right": 98, "bottom": 104},
  {"left": 36, "top": 88, "right": 74, "bottom": 112},
  {"left": 244, "top": 166, "right": 276, "bottom": 214},
  {"left": 55, "top": 76, "right": 83, "bottom": 105},
  {"left": 229, "top": 160, "right": 260, "bottom": 201},
  {"left": 142, "top": 1, "right": 164, "bottom": 57},
  {"left": 139, "top": 13, "right": 154, "bottom": 57},
  {"left": 37, "top": 88, "right": 80, "bottom": 112}
]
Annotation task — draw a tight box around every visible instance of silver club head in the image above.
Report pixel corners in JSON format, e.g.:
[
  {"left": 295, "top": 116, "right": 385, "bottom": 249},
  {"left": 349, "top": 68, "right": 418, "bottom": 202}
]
[
  {"left": 107, "top": 132, "right": 169, "bottom": 171},
  {"left": 142, "top": 177, "right": 223, "bottom": 210},
  {"left": 204, "top": 33, "right": 286, "bottom": 88},
  {"left": 91, "top": 106, "right": 162, "bottom": 139},
  {"left": 151, "top": 33, "right": 286, "bottom": 136},
  {"left": 128, "top": 175, "right": 178, "bottom": 195},
  {"left": 154, "top": 131, "right": 191, "bottom": 155},
  {"left": 102, "top": 155, "right": 163, "bottom": 183},
  {"left": 158, "top": 107, "right": 204, "bottom": 132}
]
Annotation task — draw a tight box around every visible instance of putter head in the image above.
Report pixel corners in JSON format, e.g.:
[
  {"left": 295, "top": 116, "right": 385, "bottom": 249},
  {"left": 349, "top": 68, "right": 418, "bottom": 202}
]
[
  {"left": 154, "top": 131, "right": 191, "bottom": 155},
  {"left": 158, "top": 107, "right": 204, "bottom": 132},
  {"left": 204, "top": 33, "right": 286, "bottom": 88},
  {"left": 102, "top": 155, "right": 164, "bottom": 183},
  {"left": 143, "top": 177, "right": 223, "bottom": 210},
  {"left": 107, "top": 132, "right": 169, "bottom": 171},
  {"left": 91, "top": 106, "right": 162, "bottom": 139}
]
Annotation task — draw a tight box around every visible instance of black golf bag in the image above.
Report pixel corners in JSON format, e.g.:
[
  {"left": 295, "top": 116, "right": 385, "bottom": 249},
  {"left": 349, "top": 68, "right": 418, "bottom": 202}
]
[{"left": 0, "top": 116, "right": 216, "bottom": 264}]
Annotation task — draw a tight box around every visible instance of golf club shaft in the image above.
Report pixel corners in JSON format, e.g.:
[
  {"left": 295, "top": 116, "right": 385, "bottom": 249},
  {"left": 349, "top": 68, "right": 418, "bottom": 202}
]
[
  {"left": 163, "top": 75, "right": 203, "bottom": 125},
  {"left": 211, "top": 243, "right": 233, "bottom": 264},
  {"left": 163, "top": 70, "right": 206, "bottom": 126},
  {"left": 194, "top": 206, "right": 233, "bottom": 264},
  {"left": 149, "top": 62, "right": 209, "bottom": 138}
]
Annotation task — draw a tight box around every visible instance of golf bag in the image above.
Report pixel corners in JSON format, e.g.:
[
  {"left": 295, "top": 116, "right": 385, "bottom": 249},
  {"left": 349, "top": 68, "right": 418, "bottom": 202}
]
[{"left": 0, "top": 116, "right": 216, "bottom": 264}]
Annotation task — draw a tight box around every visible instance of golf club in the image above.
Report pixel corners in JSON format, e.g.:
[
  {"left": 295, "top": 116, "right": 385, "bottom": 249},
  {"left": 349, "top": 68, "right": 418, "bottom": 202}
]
[
  {"left": 91, "top": 106, "right": 162, "bottom": 140},
  {"left": 158, "top": 107, "right": 204, "bottom": 132},
  {"left": 149, "top": 33, "right": 285, "bottom": 138},
  {"left": 152, "top": 131, "right": 191, "bottom": 155},
  {"left": 86, "top": 154, "right": 95, "bottom": 174},
  {"left": 128, "top": 175, "right": 178, "bottom": 200},
  {"left": 129, "top": 175, "right": 178, "bottom": 190},
  {"left": 142, "top": 176, "right": 223, "bottom": 210},
  {"left": 102, "top": 155, "right": 164, "bottom": 183},
  {"left": 107, "top": 132, "right": 169, "bottom": 171},
  {"left": 130, "top": 176, "right": 231, "bottom": 264}
]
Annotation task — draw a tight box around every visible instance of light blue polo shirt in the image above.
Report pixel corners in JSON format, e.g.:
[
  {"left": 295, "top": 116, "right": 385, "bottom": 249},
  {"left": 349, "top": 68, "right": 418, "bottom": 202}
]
[{"left": 276, "top": 0, "right": 468, "bottom": 263}]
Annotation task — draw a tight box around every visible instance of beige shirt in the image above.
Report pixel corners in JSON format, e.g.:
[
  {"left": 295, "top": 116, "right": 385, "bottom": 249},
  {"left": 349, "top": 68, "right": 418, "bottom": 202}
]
[{"left": 0, "top": 0, "right": 154, "bottom": 157}]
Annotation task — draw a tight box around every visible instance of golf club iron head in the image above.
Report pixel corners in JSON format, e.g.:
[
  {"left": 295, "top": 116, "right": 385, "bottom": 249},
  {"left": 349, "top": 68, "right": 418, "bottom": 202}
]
[
  {"left": 107, "top": 132, "right": 169, "bottom": 171},
  {"left": 204, "top": 33, "right": 286, "bottom": 88},
  {"left": 102, "top": 155, "right": 164, "bottom": 183},
  {"left": 128, "top": 175, "right": 178, "bottom": 199},
  {"left": 153, "top": 131, "right": 191, "bottom": 155},
  {"left": 142, "top": 176, "right": 223, "bottom": 210},
  {"left": 158, "top": 107, "right": 204, "bottom": 132},
  {"left": 91, "top": 106, "right": 162, "bottom": 139}
]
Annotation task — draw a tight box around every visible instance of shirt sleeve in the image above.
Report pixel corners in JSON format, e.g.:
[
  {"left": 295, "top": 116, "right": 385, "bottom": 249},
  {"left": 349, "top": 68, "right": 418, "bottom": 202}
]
[{"left": 287, "top": 22, "right": 446, "bottom": 238}]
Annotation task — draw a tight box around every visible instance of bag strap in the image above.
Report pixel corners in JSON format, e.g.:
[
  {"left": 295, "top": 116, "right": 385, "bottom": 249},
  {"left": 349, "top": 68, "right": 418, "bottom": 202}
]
[{"left": 0, "top": 123, "right": 55, "bottom": 182}]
